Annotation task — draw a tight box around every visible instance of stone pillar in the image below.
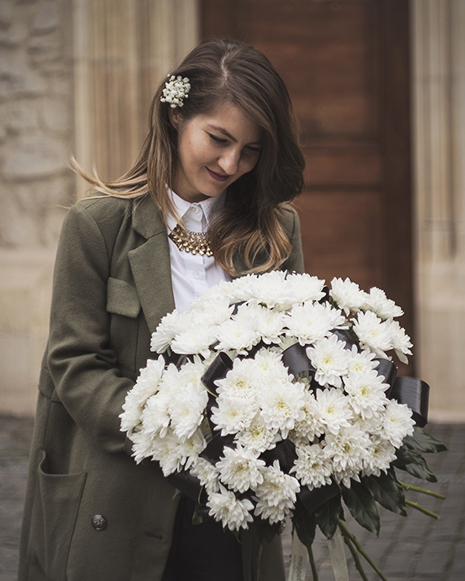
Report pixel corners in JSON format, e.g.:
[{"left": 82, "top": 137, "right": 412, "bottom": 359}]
[
  {"left": 411, "top": 0, "right": 465, "bottom": 420},
  {"left": 0, "top": 0, "right": 199, "bottom": 415}
]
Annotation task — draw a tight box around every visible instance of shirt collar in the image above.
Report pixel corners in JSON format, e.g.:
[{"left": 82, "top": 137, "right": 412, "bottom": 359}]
[{"left": 166, "top": 189, "right": 226, "bottom": 230}]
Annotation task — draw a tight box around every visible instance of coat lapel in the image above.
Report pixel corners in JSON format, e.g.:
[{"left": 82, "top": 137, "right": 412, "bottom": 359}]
[{"left": 128, "top": 195, "right": 175, "bottom": 334}]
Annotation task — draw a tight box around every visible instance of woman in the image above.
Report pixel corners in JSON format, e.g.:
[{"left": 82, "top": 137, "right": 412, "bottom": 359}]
[{"left": 18, "top": 38, "right": 305, "bottom": 581}]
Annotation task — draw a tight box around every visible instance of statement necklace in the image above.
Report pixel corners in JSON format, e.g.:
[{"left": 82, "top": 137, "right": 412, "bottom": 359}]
[{"left": 169, "top": 223, "right": 213, "bottom": 256}]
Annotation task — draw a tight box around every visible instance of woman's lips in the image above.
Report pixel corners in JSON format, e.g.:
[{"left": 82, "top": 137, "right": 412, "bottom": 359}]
[{"left": 206, "top": 168, "right": 229, "bottom": 182}]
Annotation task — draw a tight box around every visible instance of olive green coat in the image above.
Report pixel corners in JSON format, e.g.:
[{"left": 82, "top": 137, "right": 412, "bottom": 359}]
[{"left": 18, "top": 194, "right": 304, "bottom": 581}]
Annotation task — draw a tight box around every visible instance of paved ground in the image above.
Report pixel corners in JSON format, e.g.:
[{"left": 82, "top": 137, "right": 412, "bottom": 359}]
[{"left": 1, "top": 416, "right": 464, "bottom": 581}]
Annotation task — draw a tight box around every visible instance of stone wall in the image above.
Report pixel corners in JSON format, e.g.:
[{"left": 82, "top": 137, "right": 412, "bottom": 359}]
[{"left": 0, "top": 0, "right": 74, "bottom": 415}]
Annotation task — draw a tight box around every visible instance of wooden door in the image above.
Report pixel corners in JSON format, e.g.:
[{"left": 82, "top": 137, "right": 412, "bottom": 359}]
[{"left": 201, "top": 0, "right": 413, "bottom": 369}]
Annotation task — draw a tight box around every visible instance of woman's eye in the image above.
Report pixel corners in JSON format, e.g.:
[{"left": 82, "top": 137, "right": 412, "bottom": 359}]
[{"left": 209, "top": 134, "right": 228, "bottom": 145}]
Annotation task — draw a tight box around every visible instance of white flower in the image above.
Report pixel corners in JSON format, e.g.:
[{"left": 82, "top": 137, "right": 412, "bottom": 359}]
[
  {"left": 386, "top": 320, "right": 413, "bottom": 364},
  {"left": 170, "top": 318, "right": 217, "bottom": 357},
  {"left": 255, "top": 460, "right": 300, "bottom": 517},
  {"left": 154, "top": 429, "right": 206, "bottom": 476},
  {"left": 211, "top": 395, "right": 257, "bottom": 435},
  {"left": 291, "top": 391, "right": 325, "bottom": 442},
  {"left": 140, "top": 390, "right": 171, "bottom": 440},
  {"left": 207, "top": 485, "right": 254, "bottom": 531},
  {"left": 150, "top": 310, "right": 185, "bottom": 352},
  {"left": 325, "top": 426, "right": 371, "bottom": 481},
  {"left": 160, "top": 75, "right": 191, "bottom": 108},
  {"left": 344, "top": 369, "right": 389, "bottom": 419},
  {"left": 190, "top": 457, "right": 220, "bottom": 493},
  {"left": 252, "top": 349, "right": 290, "bottom": 385},
  {"left": 362, "top": 437, "right": 397, "bottom": 477},
  {"left": 259, "top": 378, "right": 306, "bottom": 438},
  {"left": 217, "top": 445, "right": 265, "bottom": 493},
  {"left": 291, "top": 443, "right": 332, "bottom": 489},
  {"left": 283, "top": 272, "right": 326, "bottom": 304},
  {"left": 120, "top": 357, "right": 166, "bottom": 432},
  {"left": 365, "top": 287, "right": 403, "bottom": 320},
  {"left": 330, "top": 277, "right": 368, "bottom": 315},
  {"left": 316, "top": 388, "right": 353, "bottom": 434},
  {"left": 381, "top": 400, "right": 415, "bottom": 448},
  {"left": 246, "top": 270, "right": 289, "bottom": 309},
  {"left": 286, "top": 302, "right": 345, "bottom": 346},
  {"left": 306, "top": 335, "right": 352, "bottom": 388},
  {"left": 215, "top": 306, "right": 261, "bottom": 354},
  {"left": 168, "top": 382, "right": 208, "bottom": 442},
  {"left": 235, "top": 414, "right": 279, "bottom": 454},
  {"left": 215, "top": 358, "right": 262, "bottom": 402},
  {"left": 352, "top": 310, "right": 392, "bottom": 357},
  {"left": 252, "top": 305, "right": 286, "bottom": 344},
  {"left": 347, "top": 346, "right": 378, "bottom": 375}
]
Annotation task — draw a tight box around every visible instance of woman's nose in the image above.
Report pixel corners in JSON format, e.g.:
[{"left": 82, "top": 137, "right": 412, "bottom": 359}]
[{"left": 218, "top": 149, "right": 240, "bottom": 175}]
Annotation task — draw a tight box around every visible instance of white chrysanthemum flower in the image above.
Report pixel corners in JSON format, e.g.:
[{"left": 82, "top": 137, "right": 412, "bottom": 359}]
[
  {"left": 211, "top": 395, "right": 258, "bottom": 435},
  {"left": 251, "top": 305, "right": 286, "bottom": 344},
  {"left": 171, "top": 318, "right": 217, "bottom": 357},
  {"left": 325, "top": 426, "right": 371, "bottom": 479},
  {"left": 365, "top": 287, "right": 403, "bottom": 320},
  {"left": 190, "top": 457, "right": 220, "bottom": 493},
  {"left": 344, "top": 369, "right": 389, "bottom": 419},
  {"left": 306, "top": 335, "right": 352, "bottom": 388},
  {"left": 291, "top": 443, "right": 332, "bottom": 489},
  {"left": 140, "top": 390, "right": 171, "bottom": 440},
  {"left": 217, "top": 445, "right": 265, "bottom": 493},
  {"left": 381, "top": 400, "right": 415, "bottom": 447},
  {"left": 215, "top": 358, "right": 262, "bottom": 401},
  {"left": 286, "top": 302, "right": 345, "bottom": 346},
  {"left": 214, "top": 307, "right": 261, "bottom": 354},
  {"left": 168, "top": 382, "right": 208, "bottom": 442},
  {"left": 255, "top": 460, "right": 300, "bottom": 512},
  {"left": 120, "top": 357, "right": 166, "bottom": 432},
  {"left": 316, "top": 388, "right": 353, "bottom": 435},
  {"left": 347, "top": 346, "right": 378, "bottom": 375},
  {"left": 207, "top": 485, "right": 254, "bottom": 531},
  {"left": 259, "top": 379, "right": 306, "bottom": 438},
  {"left": 252, "top": 349, "right": 290, "bottom": 384},
  {"left": 352, "top": 310, "right": 392, "bottom": 357},
  {"left": 362, "top": 436, "right": 397, "bottom": 477},
  {"left": 150, "top": 310, "right": 186, "bottom": 353},
  {"left": 235, "top": 414, "right": 279, "bottom": 454},
  {"left": 154, "top": 429, "right": 206, "bottom": 476},
  {"left": 291, "top": 391, "right": 325, "bottom": 442},
  {"left": 283, "top": 272, "right": 326, "bottom": 305},
  {"left": 246, "top": 270, "right": 289, "bottom": 309},
  {"left": 254, "top": 499, "right": 291, "bottom": 524},
  {"left": 129, "top": 428, "right": 156, "bottom": 464},
  {"left": 177, "top": 357, "right": 210, "bottom": 394},
  {"left": 386, "top": 319, "right": 413, "bottom": 364},
  {"left": 330, "top": 277, "right": 368, "bottom": 315}
]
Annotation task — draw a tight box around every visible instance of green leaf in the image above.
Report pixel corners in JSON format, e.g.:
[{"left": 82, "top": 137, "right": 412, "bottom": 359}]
[
  {"left": 393, "top": 446, "right": 438, "bottom": 482},
  {"left": 341, "top": 481, "right": 380, "bottom": 536},
  {"left": 403, "top": 427, "right": 448, "bottom": 454},
  {"left": 292, "top": 500, "right": 317, "bottom": 548},
  {"left": 362, "top": 473, "right": 407, "bottom": 516},
  {"left": 314, "top": 493, "right": 343, "bottom": 539}
]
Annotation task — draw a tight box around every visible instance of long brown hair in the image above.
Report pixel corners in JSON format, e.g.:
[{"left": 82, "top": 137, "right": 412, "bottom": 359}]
[{"left": 75, "top": 38, "right": 305, "bottom": 275}]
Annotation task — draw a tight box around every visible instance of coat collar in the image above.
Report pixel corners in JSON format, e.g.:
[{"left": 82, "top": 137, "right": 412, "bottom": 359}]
[{"left": 128, "top": 195, "right": 176, "bottom": 334}]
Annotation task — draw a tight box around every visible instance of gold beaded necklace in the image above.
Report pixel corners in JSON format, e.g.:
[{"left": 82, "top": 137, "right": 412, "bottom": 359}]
[{"left": 168, "top": 223, "right": 213, "bottom": 257}]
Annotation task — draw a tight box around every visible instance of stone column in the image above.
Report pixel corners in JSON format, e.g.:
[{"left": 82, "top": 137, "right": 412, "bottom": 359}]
[
  {"left": 411, "top": 0, "right": 465, "bottom": 420},
  {"left": 0, "top": 0, "right": 199, "bottom": 415}
]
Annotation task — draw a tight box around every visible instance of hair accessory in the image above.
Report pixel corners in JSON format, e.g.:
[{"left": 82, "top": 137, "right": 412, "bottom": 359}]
[
  {"left": 169, "top": 223, "right": 212, "bottom": 256},
  {"left": 160, "top": 75, "right": 191, "bottom": 108}
]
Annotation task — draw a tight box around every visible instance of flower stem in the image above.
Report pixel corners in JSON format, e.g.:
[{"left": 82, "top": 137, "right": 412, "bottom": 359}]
[
  {"left": 405, "top": 499, "right": 440, "bottom": 519},
  {"left": 399, "top": 480, "right": 446, "bottom": 499},
  {"left": 339, "top": 523, "right": 369, "bottom": 581},
  {"left": 307, "top": 544, "right": 319, "bottom": 581},
  {"left": 338, "top": 521, "right": 388, "bottom": 581}
]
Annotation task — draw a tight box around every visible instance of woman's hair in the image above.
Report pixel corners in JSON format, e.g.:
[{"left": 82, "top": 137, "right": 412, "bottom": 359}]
[{"left": 75, "top": 38, "right": 305, "bottom": 275}]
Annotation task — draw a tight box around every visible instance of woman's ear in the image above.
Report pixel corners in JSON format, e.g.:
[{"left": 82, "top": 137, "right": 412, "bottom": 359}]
[{"left": 168, "top": 108, "right": 182, "bottom": 130}]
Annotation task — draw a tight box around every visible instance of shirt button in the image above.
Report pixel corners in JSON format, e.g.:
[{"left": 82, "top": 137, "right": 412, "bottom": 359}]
[
  {"left": 192, "top": 206, "right": 200, "bottom": 214},
  {"left": 194, "top": 272, "right": 200, "bottom": 279}
]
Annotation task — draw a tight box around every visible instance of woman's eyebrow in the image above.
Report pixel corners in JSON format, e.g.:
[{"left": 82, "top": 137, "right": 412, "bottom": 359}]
[{"left": 207, "top": 124, "right": 261, "bottom": 146}]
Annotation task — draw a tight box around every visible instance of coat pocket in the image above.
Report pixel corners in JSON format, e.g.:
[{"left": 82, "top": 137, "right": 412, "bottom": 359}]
[
  {"left": 30, "top": 449, "right": 87, "bottom": 580},
  {"left": 107, "top": 277, "right": 141, "bottom": 372}
]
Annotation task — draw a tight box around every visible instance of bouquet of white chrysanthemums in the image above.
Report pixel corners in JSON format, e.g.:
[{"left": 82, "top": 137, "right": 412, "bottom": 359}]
[{"left": 121, "top": 272, "right": 445, "bottom": 581}]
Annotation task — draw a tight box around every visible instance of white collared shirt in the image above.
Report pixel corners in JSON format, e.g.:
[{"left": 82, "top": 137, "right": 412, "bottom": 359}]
[{"left": 166, "top": 190, "right": 230, "bottom": 313}]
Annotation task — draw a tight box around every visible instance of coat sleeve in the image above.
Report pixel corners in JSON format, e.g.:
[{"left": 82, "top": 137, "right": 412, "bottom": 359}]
[
  {"left": 46, "top": 202, "right": 134, "bottom": 454},
  {"left": 281, "top": 206, "right": 305, "bottom": 274}
]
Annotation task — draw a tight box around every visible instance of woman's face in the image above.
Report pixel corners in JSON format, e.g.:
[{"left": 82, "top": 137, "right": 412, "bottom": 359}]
[{"left": 170, "top": 103, "right": 262, "bottom": 203}]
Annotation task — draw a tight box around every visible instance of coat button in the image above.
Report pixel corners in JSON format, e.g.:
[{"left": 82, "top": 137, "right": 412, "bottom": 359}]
[{"left": 91, "top": 514, "right": 107, "bottom": 531}]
